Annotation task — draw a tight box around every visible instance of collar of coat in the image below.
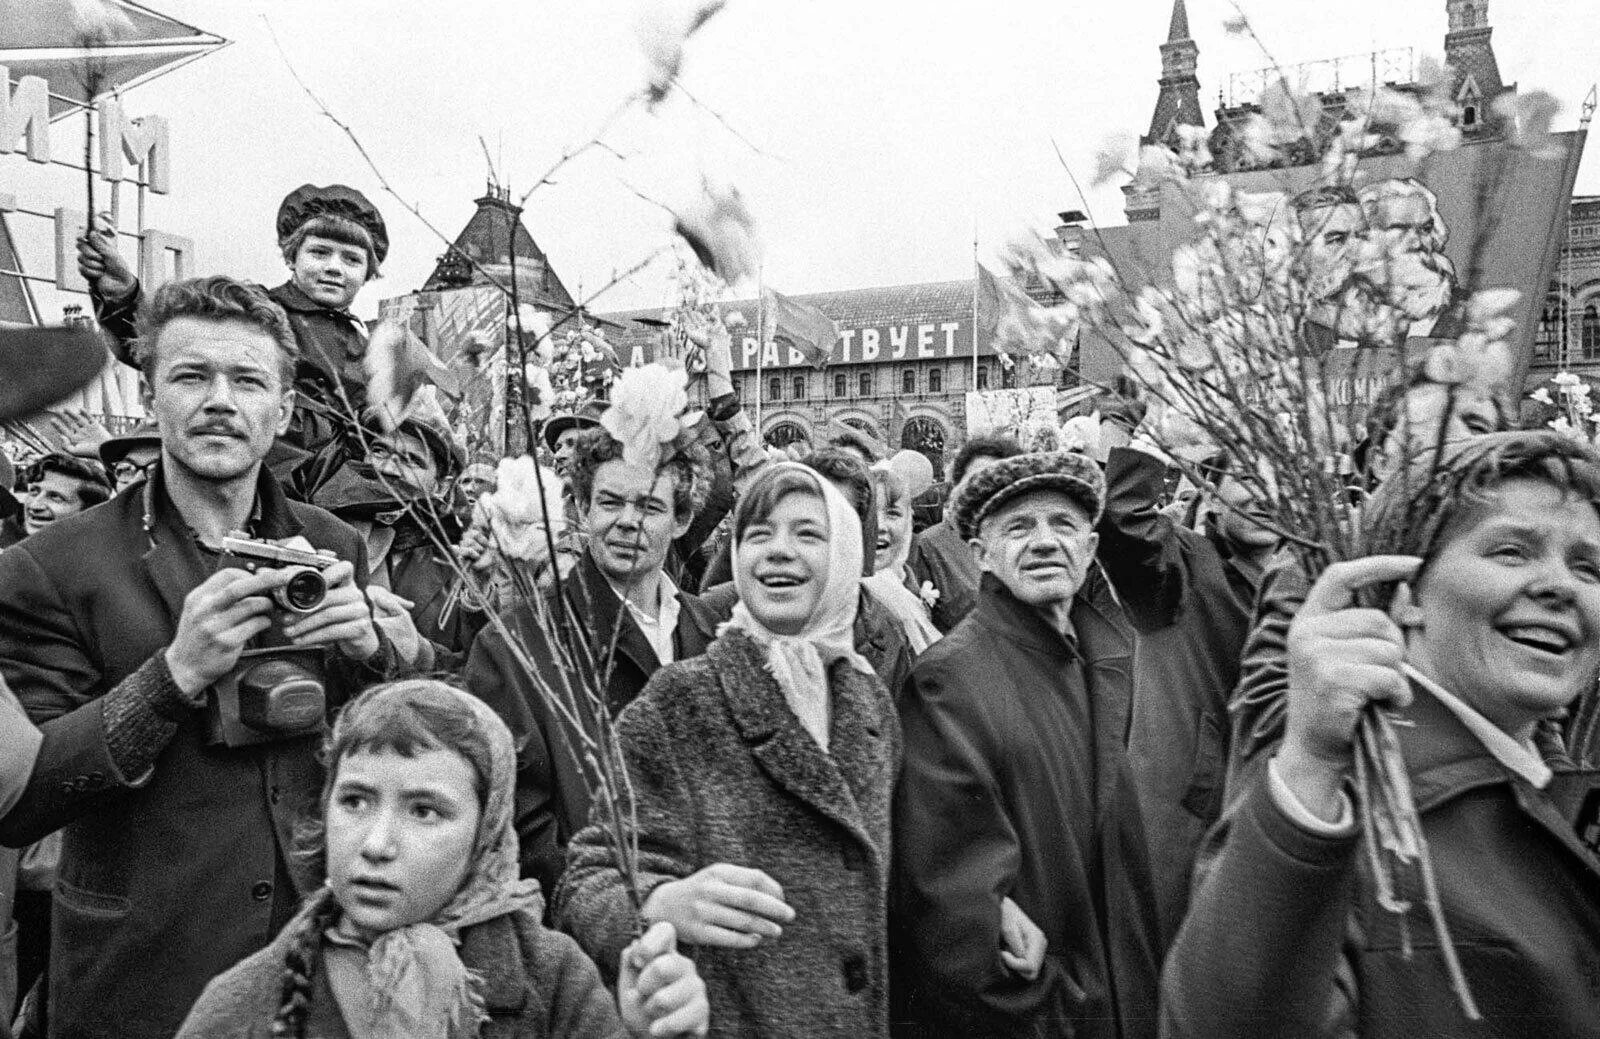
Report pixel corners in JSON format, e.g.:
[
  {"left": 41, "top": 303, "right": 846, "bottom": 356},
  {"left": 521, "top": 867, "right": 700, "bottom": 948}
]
[
  {"left": 271, "top": 279, "right": 357, "bottom": 321},
  {"left": 562, "top": 549, "right": 717, "bottom": 678},
  {"left": 143, "top": 460, "right": 301, "bottom": 545},
  {"left": 973, "top": 569, "right": 1131, "bottom": 666}
]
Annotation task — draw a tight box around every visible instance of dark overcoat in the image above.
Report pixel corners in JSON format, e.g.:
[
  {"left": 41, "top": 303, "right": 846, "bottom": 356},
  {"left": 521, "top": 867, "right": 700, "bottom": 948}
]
[
  {"left": 890, "top": 573, "right": 1161, "bottom": 1039},
  {"left": 464, "top": 551, "right": 721, "bottom": 897},
  {"left": 1163, "top": 688, "right": 1600, "bottom": 1039},
  {"left": 1096, "top": 446, "right": 1261, "bottom": 944},
  {"left": 0, "top": 466, "right": 386, "bottom": 1039},
  {"left": 555, "top": 629, "right": 902, "bottom": 1039}
]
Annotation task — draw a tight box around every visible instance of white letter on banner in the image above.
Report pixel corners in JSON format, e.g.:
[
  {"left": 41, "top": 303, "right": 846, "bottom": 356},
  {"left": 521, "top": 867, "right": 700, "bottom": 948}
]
[
  {"left": 55, "top": 209, "right": 88, "bottom": 291},
  {"left": 742, "top": 336, "right": 759, "bottom": 368},
  {"left": 100, "top": 99, "right": 171, "bottom": 194},
  {"left": 788, "top": 346, "right": 805, "bottom": 366},
  {"left": 139, "top": 229, "right": 193, "bottom": 286},
  {"left": 941, "top": 321, "right": 960, "bottom": 355},
  {"left": 890, "top": 325, "right": 909, "bottom": 358},
  {"left": 839, "top": 328, "right": 855, "bottom": 361},
  {"left": 861, "top": 328, "right": 880, "bottom": 360},
  {"left": 762, "top": 341, "right": 780, "bottom": 368},
  {"left": 0, "top": 70, "right": 51, "bottom": 163},
  {"left": 917, "top": 324, "right": 936, "bottom": 358}
]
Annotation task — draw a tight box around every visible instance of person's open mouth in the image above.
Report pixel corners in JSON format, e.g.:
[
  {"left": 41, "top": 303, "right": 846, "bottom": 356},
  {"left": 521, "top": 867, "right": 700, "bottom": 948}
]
[{"left": 1497, "top": 620, "right": 1579, "bottom": 659}]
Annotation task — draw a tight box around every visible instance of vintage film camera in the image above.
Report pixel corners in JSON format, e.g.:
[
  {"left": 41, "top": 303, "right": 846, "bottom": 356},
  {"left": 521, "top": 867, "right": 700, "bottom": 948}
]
[{"left": 206, "top": 532, "right": 341, "bottom": 748}]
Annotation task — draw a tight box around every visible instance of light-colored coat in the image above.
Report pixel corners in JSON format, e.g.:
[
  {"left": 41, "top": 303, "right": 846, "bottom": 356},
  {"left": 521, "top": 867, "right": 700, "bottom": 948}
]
[{"left": 555, "top": 629, "right": 901, "bottom": 1039}]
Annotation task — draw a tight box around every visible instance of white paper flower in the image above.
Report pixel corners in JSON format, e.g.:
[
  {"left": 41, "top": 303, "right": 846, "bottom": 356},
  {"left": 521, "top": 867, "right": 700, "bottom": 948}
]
[
  {"left": 918, "top": 582, "right": 942, "bottom": 609},
  {"left": 601, "top": 363, "right": 690, "bottom": 471},
  {"left": 479, "top": 456, "right": 567, "bottom": 562},
  {"left": 1529, "top": 386, "right": 1554, "bottom": 406}
]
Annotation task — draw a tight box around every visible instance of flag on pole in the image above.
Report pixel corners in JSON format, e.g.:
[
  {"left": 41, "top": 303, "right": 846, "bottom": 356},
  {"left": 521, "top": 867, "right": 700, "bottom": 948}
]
[
  {"left": 975, "top": 263, "right": 1037, "bottom": 356},
  {"left": 763, "top": 288, "right": 840, "bottom": 368}
]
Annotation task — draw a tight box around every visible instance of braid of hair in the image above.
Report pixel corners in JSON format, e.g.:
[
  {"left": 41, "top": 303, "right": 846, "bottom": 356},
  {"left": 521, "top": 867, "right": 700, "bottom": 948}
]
[{"left": 270, "top": 887, "right": 341, "bottom": 1039}]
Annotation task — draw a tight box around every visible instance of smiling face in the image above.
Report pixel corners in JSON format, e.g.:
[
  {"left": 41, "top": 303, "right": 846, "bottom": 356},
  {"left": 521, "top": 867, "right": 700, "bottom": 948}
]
[
  {"left": 326, "top": 747, "right": 482, "bottom": 941},
  {"left": 972, "top": 489, "right": 1098, "bottom": 610},
  {"left": 289, "top": 234, "right": 370, "bottom": 310},
  {"left": 1407, "top": 477, "right": 1600, "bottom": 737},
  {"left": 1213, "top": 474, "right": 1278, "bottom": 551},
  {"left": 23, "top": 471, "right": 90, "bottom": 534},
  {"left": 738, "top": 489, "right": 832, "bottom": 636},
  {"left": 145, "top": 317, "right": 293, "bottom": 486},
  {"left": 581, "top": 459, "right": 690, "bottom": 586},
  {"left": 874, "top": 485, "right": 913, "bottom": 573}
]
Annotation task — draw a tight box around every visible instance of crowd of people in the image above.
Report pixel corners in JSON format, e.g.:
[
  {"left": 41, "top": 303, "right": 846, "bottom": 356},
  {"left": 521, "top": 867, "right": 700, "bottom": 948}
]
[{"left": 0, "top": 182, "right": 1595, "bottom": 1039}]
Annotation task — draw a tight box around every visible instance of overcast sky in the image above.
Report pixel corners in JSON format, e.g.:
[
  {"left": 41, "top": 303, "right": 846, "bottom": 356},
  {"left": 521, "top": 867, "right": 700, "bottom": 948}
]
[{"left": 14, "top": 0, "right": 1600, "bottom": 320}]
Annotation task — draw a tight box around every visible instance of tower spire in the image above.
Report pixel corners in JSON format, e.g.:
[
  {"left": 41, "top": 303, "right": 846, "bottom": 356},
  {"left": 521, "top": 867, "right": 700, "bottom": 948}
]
[
  {"left": 1444, "top": 0, "right": 1507, "bottom": 136},
  {"left": 1143, "top": 0, "right": 1205, "bottom": 148}
]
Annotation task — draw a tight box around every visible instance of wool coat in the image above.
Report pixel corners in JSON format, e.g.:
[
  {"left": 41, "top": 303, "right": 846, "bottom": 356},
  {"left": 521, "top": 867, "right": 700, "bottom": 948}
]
[
  {"left": 465, "top": 551, "right": 722, "bottom": 898},
  {"left": 175, "top": 907, "right": 627, "bottom": 1039},
  {"left": 1163, "top": 687, "right": 1600, "bottom": 1039},
  {"left": 1096, "top": 446, "right": 1263, "bottom": 944},
  {"left": 0, "top": 466, "right": 390, "bottom": 1039},
  {"left": 555, "top": 629, "right": 902, "bottom": 1039},
  {"left": 890, "top": 572, "right": 1162, "bottom": 1039},
  {"left": 907, "top": 517, "right": 979, "bottom": 634}
]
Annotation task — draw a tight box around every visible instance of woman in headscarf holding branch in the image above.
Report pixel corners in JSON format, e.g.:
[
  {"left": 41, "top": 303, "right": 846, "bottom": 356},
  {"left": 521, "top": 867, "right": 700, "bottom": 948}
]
[
  {"left": 176, "top": 679, "right": 709, "bottom": 1038},
  {"left": 557, "top": 464, "right": 902, "bottom": 1039},
  {"left": 1163, "top": 430, "right": 1600, "bottom": 1038}
]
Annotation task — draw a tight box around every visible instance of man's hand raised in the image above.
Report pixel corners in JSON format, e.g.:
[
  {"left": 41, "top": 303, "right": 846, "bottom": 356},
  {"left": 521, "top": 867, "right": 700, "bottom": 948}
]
[{"left": 164, "top": 568, "right": 292, "bottom": 699}]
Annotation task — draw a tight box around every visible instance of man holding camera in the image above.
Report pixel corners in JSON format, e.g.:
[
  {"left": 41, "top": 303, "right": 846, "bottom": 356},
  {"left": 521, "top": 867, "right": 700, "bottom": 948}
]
[{"left": 0, "top": 276, "right": 392, "bottom": 1039}]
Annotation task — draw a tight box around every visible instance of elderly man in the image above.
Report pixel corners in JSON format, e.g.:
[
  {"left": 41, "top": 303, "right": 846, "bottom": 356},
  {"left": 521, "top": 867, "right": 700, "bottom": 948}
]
[
  {"left": 891, "top": 452, "right": 1160, "bottom": 1039},
  {"left": 0, "top": 276, "right": 393, "bottom": 1039}
]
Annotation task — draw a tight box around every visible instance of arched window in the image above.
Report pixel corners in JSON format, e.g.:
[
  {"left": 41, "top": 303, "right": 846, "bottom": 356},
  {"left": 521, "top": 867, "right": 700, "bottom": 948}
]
[
  {"left": 1462, "top": 105, "right": 1478, "bottom": 127},
  {"left": 928, "top": 367, "right": 943, "bottom": 393},
  {"left": 1535, "top": 294, "right": 1567, "bottom": 359},
  {"left": 767, "top": 376, "right": 782, "bottom": 401},
  {"left": 765, "top": 421, "right": 808, "bottom": 451},
  {"left": 1583, "top": 304, "right": 1600, "bottom": 360},
  {"left": 902, "top": 369, "right": 916, "bottom": 395},
  {"left": 976, "top": 365, "right": 990, "bottom": 390},
  {"left": 792, "top": 375, "right": 806, "bottom": 400},
  {"left": 900, "top": 416, "right": 947, "bottom": 475},
  {"left": 859, "top": 372, "right": 873, "bottom": 397},
  {"left": 1001, "top": 363, "right": 1017, "bottom": 390},
  {"left": 834, "top": 372, "right": 848, "bottom": 398}
]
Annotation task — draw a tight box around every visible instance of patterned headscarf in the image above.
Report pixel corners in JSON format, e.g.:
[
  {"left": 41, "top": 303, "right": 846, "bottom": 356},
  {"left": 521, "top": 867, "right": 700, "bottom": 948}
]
[
  {"left": 724, "top": 464, "right": 874, "bottom": 751},
  {"left": 316, "top": 680, "right": 542, "bottom": 1039}
]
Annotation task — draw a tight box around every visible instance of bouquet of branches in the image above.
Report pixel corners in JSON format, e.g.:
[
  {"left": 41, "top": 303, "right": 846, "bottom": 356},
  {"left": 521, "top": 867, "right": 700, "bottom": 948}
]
[{"left": 987, "top": 50, "right": 1573, "bottom": 1017}]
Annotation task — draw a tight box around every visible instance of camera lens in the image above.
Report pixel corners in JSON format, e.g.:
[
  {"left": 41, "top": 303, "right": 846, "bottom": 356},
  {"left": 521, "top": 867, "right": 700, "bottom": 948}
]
[{"left": 277, "top": 567, "right": 327, "bottom": 613}]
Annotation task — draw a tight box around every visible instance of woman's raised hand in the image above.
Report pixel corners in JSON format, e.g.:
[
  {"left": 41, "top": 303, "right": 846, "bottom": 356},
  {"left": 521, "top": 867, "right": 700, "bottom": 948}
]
[
  {"left": 642, "top": 862, "right": 796, "bottom": 949},
  {"left": 1280, "top": 554, "right": 1422, "bottom": 821},
  {"left": 618, "top": 922, "right": 710, "bottom": 1038}
]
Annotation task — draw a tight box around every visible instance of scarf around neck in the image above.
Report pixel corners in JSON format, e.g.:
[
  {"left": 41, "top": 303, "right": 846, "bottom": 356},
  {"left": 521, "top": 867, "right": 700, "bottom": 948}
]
[
  {"left": 724, "top": 465, "right": 874, "bottom": 751},
  {"left": 317, "top": 682, "right": 544, "bottom": 1039}
]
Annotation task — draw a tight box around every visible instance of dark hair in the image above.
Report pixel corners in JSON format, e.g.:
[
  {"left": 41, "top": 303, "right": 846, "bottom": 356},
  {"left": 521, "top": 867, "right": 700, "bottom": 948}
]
[
  {"left": 135, "top": 276, "right": 299, "bottom": 387},
  {"left": 28, "top": 451, "right": 112, "bottom": 507},
  {"left": 274, "top": 680, "right": 494, "bottom": 1038},
  {"left": 801, "top": 449, "right": 872, "bottom": 522},
  {"left": 1363, "top": 430, "right": 1600, "bottom": 565},
  {"left": 733, "top": 466, "right": 826, "bottom": 545},
  {"left": 1292, "top": 184, "right": 1362, "bottom": 213},
  {"left": 280, "top": 214, "right": 380, "bottom": 279},
  {"left": 565, "top": 426, "right": 710, "bottom": 522},
  {"left": 950, "top": 434, "right": 1024, "bottom": 486}
]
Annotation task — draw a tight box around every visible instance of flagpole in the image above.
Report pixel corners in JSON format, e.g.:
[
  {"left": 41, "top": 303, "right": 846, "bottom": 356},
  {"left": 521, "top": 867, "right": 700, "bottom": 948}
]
[
  {"left": 755, "top": 265, "right": 765, "bottom": 435},
  {"left": 971, "top": 220, "right": 980, "bottom": 384}
]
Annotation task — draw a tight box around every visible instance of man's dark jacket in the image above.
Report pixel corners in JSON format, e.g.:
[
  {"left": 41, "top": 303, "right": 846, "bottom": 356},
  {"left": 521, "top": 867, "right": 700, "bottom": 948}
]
[
  {"left": 463, "top": 551, "right": 721, "bottom": 899},
  {"left": 890, "top": 573, "right": 1161, "bottom": 1039},
  {"left": 907, "top": 517, "right": 978, "bottom": 634},
  {"left": 0, "top": 465, "right": 389, "bottom": 1039},
  {"left": 1096, "top": 446, "right": 1262, "bottom": 944}
]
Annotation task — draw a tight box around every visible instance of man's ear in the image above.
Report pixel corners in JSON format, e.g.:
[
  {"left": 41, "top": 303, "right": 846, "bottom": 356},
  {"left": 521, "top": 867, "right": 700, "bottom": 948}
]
[
  {"left": 275, "top": 389, "right": 295, "bottom": 436},
  {"left": 1084, "top": 530, "right": 1099, "bottom": 559},
  {"left": 968, "top": 536, "right": 992, "bottom": 573}
]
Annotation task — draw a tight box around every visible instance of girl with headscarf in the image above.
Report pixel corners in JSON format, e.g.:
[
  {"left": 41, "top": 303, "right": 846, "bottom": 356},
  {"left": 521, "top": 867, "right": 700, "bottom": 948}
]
[
  {"left": 557, "top": 464, "right": 902, "bottom": 1039},
  {"left": 175, "top": 679, "right": 709, "bottom": 1039}
]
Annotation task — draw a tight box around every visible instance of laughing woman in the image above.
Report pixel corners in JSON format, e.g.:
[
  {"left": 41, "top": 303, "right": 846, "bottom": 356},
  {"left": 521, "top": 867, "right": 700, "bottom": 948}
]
[
  {"left": 556, "top": 463, "right": 902, "bottom": 1039},
  {"left": 1162, "top": 430, "right": 1600, "bottom": 1039}
]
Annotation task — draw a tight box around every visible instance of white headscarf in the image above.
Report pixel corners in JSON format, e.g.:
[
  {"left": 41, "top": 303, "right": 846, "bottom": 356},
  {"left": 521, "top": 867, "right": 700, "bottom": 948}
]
[{"left": 723, "top": 464, "right": 874, "bottom": 751}]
